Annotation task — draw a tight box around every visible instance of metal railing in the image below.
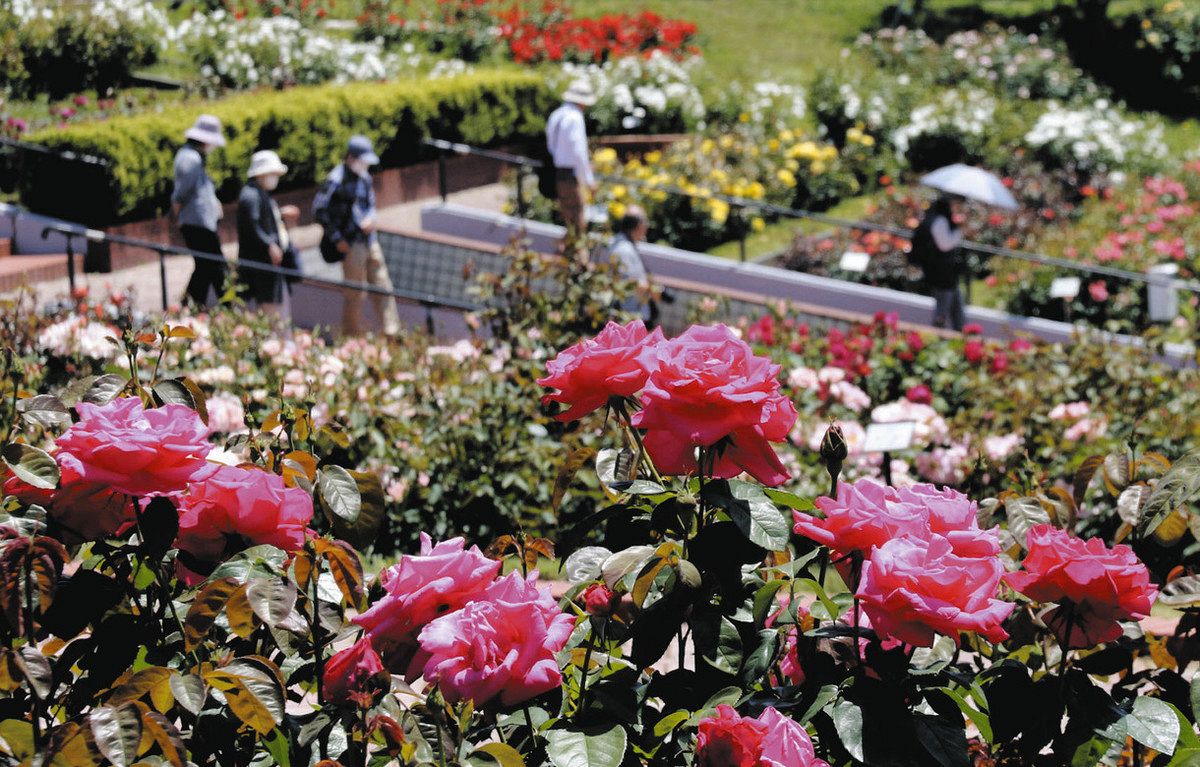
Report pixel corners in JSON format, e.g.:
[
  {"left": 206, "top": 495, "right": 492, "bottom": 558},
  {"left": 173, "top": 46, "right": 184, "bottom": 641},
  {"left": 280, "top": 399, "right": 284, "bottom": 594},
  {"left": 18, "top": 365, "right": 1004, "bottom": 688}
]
[
  {"left": 423, "top": 137, "right": 1200, "bottom": 296},
  {"left": 0, "top": 203, "right": 479, "bottom": 335},
  {"left": 0, "top": 135, "right": 111, "bottom": 168}
]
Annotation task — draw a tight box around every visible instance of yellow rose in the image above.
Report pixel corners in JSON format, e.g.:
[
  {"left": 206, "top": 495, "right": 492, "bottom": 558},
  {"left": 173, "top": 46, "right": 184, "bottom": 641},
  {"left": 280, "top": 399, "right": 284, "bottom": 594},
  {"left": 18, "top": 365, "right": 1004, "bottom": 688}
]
[
  {"left": 1147, "top": 31, "right": 1162, "bottom": 45},
  {"left": 608, "top": 202, "right": 626, "bottom": 220},
  {"left": 811, "top": 161, "right": 828, "bottom": 175},
  {"left": 709, "top": 200, "right": 730, "bottom": 224},
  {"left": 593, "top": 147, "right": 618, "bottom": 164},
  {"left": 644, "top": 150, "right": 662, "bottom": 164},
  {"left": 767, "top": 139, "right": 780, "bottom": 151},
  {"left": 776, "top": 169, "right": 797, "bottom": 187},
  {"left": 751, "top": 217, "right": 766, "bottom": 232},
  {"left": 786, "top": 159, "right": 800, "bottom": 172},
  {"left": 701, "top": 138, "right": 716, "bottom": 154},
  {"left": 747, "top": 182, "right": 766, "bottom": 199},
  {"left": 739, "top": 112, "right": 750, "bottom": 123},
  {"left": 611, "top": 184, "right": 627, "bottom": 200},
  {"left": 1142, "top": 18, "right": 1153, "bottom": 29},
  {"left": 861, "top": 134, "right": 876, "bottom": 147},
  {"left": 780, "top": 130, "right": 795, "bottom": 143}
]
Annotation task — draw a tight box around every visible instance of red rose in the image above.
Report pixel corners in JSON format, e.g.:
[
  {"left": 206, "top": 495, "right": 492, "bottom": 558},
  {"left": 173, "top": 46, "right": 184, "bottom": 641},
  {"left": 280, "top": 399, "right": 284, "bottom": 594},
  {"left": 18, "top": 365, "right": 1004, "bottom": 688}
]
[
  {"left": 989, "top": 351, "right": 1009, "bottom": 374},
  {"left": 55, "top": 397, "right": 215, "bottom": 498},
  {"left": 962, "top": 323, "right": 983, "bottom": 335},
  {"left": 324, "top": 636, "right": 389, "bottom": 706},
  {"left": 963, "top": 339, "right": 985, "bottom": 364},
  {"left": 696, "top": 705, "right": 765, "bottom": 767},
  {"left": 905, "top": 384, "right": 932, "bottom": 404},
  {"left": 632, "top": 325, "right": 798, "bottom": 486},
  {"left": 176, "top": 464, "right": 313, "bottom": 563},
  {"left": 538, "top": 320, "right": 664, "bottom": 421},
  {"left": 580, "top": 583, "right": 618, "bottom": 617},
  {"left": 1008, "top": 337, "right": 1033, "bottom": 353},
  {"left": 1005, "top": 525, "right": 1157, "bottom": 648}
]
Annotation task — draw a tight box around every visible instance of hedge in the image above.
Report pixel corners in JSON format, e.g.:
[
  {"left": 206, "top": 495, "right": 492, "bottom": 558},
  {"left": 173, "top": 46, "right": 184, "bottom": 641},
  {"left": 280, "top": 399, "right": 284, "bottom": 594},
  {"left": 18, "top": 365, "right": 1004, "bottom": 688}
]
[{"left": 20, "top": 69, "right": 557, "bottom": 224}]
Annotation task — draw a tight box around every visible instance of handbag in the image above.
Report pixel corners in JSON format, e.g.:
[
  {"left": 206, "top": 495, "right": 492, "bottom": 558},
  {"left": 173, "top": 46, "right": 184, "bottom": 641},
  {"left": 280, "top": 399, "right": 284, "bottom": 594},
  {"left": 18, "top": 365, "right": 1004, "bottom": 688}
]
[
  {"left": 319, "top": 236, "right": 345, "bottom": 264},
  {"left": 536, "top": 150, "right": 558, "bottom": 200}
]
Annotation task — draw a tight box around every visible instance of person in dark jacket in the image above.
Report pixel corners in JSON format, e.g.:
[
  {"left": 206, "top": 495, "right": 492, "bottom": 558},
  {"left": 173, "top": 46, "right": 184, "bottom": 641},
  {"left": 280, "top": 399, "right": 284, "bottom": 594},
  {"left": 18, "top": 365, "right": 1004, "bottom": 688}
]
[
  {"left": 312, "top": 135, "right": 401, "bottom": 336},
  {"left": 236, "top": 150, "right": 299, "bottom": 323},
  {"left": 913, "top": 194, "right": 966, "bottom": 330},
  {"left": 173, "top": 114, "right": 228, "bottom": 308}
]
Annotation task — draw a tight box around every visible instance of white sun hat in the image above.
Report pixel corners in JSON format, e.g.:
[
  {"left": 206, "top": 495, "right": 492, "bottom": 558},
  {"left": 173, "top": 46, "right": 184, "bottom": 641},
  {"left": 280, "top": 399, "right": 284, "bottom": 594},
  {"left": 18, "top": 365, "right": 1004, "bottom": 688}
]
[
  {"left": 247, "top": 150, "right": 288, "bottom": 179},
  {"left": 562, "top": 79, "right": 598, "bottom": 107},
  {"left": 183, "top": 114, "right": 227, "bottom": 148}
]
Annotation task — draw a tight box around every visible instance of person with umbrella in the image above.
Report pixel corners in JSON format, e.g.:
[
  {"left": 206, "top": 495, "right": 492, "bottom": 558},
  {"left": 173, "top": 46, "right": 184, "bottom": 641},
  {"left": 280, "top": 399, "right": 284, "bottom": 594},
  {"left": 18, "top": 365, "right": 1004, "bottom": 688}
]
[{"left": 913, "top": 164, "right": 1019, "bottom": 330}]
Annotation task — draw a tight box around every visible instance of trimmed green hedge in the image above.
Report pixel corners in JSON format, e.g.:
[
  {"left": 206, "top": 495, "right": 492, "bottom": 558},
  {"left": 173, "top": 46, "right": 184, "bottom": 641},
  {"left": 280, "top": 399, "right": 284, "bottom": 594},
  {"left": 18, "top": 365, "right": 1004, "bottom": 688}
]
[{"left": 21, "top": 70, "right": 556, "bottom": 224}]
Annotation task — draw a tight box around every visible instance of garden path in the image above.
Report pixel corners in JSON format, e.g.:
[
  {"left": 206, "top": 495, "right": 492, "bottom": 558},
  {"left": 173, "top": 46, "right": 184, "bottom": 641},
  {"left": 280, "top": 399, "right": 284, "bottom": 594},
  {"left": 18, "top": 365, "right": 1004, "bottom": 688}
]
[{"left": 3, "top": 184, "right": 509, "bottom": 315}]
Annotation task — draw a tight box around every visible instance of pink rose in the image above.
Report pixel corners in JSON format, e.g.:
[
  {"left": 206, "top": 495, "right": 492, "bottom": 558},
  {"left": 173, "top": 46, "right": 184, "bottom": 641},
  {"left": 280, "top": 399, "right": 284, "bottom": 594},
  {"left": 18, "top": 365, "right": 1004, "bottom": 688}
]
[
  {"left": 580, "top": 583, "right": 618, "bottom": 617},
  {"left": 538, "top": 320, "right": 664, "bottom": 421},
  {"left": 632, "top": 325, "right": 798, "bottom": 486},
  {"left": 323, "top": 636, "right": 389, "bottom": 706},
  {"left": 696, "top": 705, "right": 828, "bottom": 767},
  {"left": 905, "top": 384, "right": 932, "bottom": 404},
  {"left": 54, "top": 397, "right": 215, "bottom": 497},
  {"left": 793, "top": 479, "right": 928, "bottom": 561},
  {"left": 963, "top": 339, "right": 985, "bottom": 364},
  {"left": 1004, "top": 525, "right": 1157, "bottom": 649},
  {"left": 176, "top": 464, "right": 313, "bottom": 563},
  {"left": 857, "top": 535, "right": 1013, "bottom": 647},
  {"left": 1088, "top": 280, "right": 1109, "bottom": 303},
  {"left": 355, "top": 534, "right": 501, "bottom": 674},
  {"left": 418, "top": 572, "right": 576, "bottom": 707},
  {"left": 962, "top": 323, "right": 983, "bottom": 335}
]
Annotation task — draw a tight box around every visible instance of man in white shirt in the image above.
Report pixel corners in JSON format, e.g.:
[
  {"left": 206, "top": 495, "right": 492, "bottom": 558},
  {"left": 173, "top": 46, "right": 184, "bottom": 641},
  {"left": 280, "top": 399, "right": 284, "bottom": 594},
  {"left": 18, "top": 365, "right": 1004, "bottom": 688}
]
[{"left": 546, "top": 80, "right": 598, "bottom": 245}]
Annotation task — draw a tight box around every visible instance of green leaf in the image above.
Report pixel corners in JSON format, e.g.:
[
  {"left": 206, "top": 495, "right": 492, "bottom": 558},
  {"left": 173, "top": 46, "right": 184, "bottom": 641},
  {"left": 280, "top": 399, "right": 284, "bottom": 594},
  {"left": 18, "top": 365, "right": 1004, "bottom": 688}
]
[
  {"left": 703, "top": 617, "right": 743, "bottom": 676},
  {"left": 1166, "top": 747, "right": 1200, "bottom": 767},
  {"left": 89, "top": 704, "right": 143, "bottom": 767},
  {"left": 1160, "top": 575, "right": 1200, "bottom": 608},
  {"left": 652, "top": 711, "right": 689, "bottom": 738},
  {"left": 0, "top": 719, "right": 33, "bottom": 760},
  {"left": 831, "top": 700, "right": 864, "bottom": 761},
  {"left": 474, "top": 742, "right": 526, "bottom": 767},
  {"left": 1191, "top": 675, "right": 1200, "bottom": 721},
  {"left": 203, "top": 658, "right": 285, "bottom": 736},
  {"left": 739, "top": 629, "right": 779, "bottom": 686},
  {"left": 763, "top": 488, "right": 815, "bottom": 511},
  {"left": 152, "top": 379, "right": 197, "bottom": 412},
  {"left": 1127, "top": 697, "right": 1180, "bottom": 756},
  {"left": 704, "top": 480, "right": 790, "bottom": 551},
  {"left": 168, "top": 674, "right": 205, "bottom": 715},
  {"left": 939, "top": 686, "right": 993, "bottom": 743},
  {"left": 1004, "top": 496, "right": 1051, "bottom": 549},
  {"left": 544, "top": 725, "right": 627, "bottom": 767},
  {"left": 800, "top": 685, "right": 838, "bottom": 725},
  {"left": 263, "top": 728, "right": 291, "bottom": 767},
  {"left": 752, "top": 580, "right": 787, "bottom": 629},
  {"left": 600, "top": 546, "right": 654, "bottom": 588},
  {"left": 316, "top": 465, "right": 362, "bottom": 527},
  {"left": 913, "top": 712, "right": 970, "bottom": 767},
  {"left": 246, "top": 577, "right": 298, "bottom": 628},
  {"left": 1140, "top": 451, "right": 1200, "bottom": 537},
  {"left": 17, "top": 395, "right": 70, "bottom": 428},
  {"left": 2, "top": 443, "right": 59, "bottom": 490},
  {"left": 83, "top": 374, "right": 126, "bottom": 405}
]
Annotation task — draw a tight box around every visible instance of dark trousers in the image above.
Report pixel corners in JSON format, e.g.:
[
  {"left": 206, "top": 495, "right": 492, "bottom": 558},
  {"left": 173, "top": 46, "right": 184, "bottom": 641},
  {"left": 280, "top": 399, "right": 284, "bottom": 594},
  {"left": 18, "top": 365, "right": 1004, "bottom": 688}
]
[
  {"left": 180, "top": 225, "right": 227, "bottom": 308},
  {"left": 932, "top": 286, "right": 965, "bottom": 331}
]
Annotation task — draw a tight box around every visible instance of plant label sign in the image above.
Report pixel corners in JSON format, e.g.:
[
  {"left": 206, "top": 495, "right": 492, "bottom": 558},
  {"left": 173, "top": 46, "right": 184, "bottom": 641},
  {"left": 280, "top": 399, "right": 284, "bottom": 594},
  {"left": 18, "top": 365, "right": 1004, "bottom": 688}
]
[
  {"left": 863, "top": 421, "right": 916, "bottom": 453},
  {"left": 839, "top": 251, "right": 871, "bottom": 272},
  {"left": 1050, "top": 276, "right": 1081, "bottom": 299}
]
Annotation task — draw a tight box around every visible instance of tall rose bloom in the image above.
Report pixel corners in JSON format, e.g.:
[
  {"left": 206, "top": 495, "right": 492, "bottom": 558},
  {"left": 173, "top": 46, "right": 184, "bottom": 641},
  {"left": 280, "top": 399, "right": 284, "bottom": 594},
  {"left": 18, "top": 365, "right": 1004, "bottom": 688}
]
[
  {"left": 537, "top": 320, "right": 664, "bottom": 421},
  {"left": 354, "top": 535, "right": 501, "bottom": 675},
  {"left": 857, "top": 535, "right": 1013, "bottom": 647},
  {"left": 632, "top": 325, "right": 798, "bottom": 486},
  {"left": 323, "top": 636, "right": 389, "bottom": 706},
  {"left": 1005, "top": 525, "right": 1157, "bottom": 648},
  {"left": 696, "top": 705, "right": 828, "bottom": 767},
  {"left": 55, "top": 397, "right": 215, "bottom": 497},
  {"left": 176, "top": 464, "right": 313, "bottom": 562},
  {"left": 418, "top": 572, "right": 575, "bottom": 707}
]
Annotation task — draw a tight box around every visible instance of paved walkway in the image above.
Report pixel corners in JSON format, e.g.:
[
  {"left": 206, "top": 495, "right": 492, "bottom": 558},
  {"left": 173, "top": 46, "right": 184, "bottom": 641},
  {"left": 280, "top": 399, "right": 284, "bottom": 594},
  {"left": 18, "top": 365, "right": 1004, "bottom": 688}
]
[{"left": 2, "top": 184, "right": 509, "bottom": 315}]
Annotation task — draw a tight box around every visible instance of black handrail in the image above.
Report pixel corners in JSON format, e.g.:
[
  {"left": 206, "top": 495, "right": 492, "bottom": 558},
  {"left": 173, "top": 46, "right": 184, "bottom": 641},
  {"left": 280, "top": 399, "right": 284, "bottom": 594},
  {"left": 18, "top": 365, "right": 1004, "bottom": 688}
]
[
  {"left": 0, "top": 203, "right": 479, "bottom": 335},
  {"left": 422, "top": 138, "right": 1200, "bottom": 294},
  {"left": 0, "top": 136, "right": 111, "bottom": 168}
]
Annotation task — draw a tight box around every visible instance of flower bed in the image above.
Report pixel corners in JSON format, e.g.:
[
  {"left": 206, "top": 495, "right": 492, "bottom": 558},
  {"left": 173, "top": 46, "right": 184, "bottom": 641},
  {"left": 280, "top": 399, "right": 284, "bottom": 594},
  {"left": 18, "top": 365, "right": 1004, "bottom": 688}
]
[{"left": 2, "top": 285, "right": 1199, "bottom": 764}]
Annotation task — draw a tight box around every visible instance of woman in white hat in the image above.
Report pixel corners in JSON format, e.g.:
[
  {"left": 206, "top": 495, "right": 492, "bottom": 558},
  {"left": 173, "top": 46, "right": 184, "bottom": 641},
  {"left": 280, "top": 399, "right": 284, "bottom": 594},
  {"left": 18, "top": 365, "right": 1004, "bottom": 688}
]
[
  {"left": 545, "top": 79, "right": 599, "bottom": 245},
  {"left": 236, "top": 150, "right": 300, "bottom": 324},
  {"left": 173, "top": 114, "right": 228, "bottom": 308}
]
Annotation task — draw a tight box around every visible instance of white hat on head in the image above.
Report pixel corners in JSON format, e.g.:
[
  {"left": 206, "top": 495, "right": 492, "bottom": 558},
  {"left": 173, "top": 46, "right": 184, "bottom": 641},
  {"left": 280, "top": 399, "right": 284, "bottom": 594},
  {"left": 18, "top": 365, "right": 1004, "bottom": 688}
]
[
  {"left": 562, "top": 79, "right": 598, "bottom": 107},
  {"left": 247, "top": 150, "right": 288, "bottom": 179},
  {"left": 184, "top": 114, "right": 226, "bottom": 147}
]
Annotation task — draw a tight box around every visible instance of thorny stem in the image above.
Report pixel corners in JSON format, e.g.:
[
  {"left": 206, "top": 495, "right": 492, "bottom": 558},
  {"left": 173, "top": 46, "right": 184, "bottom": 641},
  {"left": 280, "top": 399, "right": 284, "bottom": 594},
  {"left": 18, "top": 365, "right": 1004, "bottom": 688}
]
[{"left": 576, "top": 620, "right": 598, "bottom": 718}]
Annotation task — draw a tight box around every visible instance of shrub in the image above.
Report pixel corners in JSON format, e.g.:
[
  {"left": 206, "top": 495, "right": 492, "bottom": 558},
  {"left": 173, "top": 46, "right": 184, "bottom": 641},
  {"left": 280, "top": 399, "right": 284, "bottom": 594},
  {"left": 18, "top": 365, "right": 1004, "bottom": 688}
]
[
  {"left": 20, "top": 70, "right": 556, "bottom": 223},
  {"left": 8, "top": 0, "right": 167, "bottom": 99}
]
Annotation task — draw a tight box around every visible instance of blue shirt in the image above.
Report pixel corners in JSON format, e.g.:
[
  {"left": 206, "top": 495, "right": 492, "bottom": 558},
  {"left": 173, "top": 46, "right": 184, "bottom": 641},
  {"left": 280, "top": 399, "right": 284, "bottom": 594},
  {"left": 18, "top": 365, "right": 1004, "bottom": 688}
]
[
  {"left": 312, "top": 163, "right": 377, "bottom": 246},
  {"left": 171, "top": 143, "right": 221, "bottom": 231}
]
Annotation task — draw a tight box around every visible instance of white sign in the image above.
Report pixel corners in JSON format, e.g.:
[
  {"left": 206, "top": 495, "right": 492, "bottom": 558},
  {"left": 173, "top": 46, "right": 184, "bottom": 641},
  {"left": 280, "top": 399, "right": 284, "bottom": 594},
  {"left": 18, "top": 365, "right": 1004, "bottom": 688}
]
[
  {"left": 862, "top": 421, "right": 916, "bottom": 453},
  {"left": 839, "top": 250, "right": 871, "bottom": 273},
  {"left": 1049, "top": 276, "right": 1081, "bottom": 299}
]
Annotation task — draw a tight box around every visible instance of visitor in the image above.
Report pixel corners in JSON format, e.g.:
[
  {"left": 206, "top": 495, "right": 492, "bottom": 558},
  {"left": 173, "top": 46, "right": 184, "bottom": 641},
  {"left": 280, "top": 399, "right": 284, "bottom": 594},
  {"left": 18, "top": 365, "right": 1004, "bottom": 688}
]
[
  {"left": 912, "top": 194, "right": 967, "bottom": 331},
  {"left": 172, "top": 114, "right": 228, "bottom": 308},
  {"left": 545, "top": 79, "right": 598, "bottom": 247},
  {"left": 596, "top": 205, "right": 653, "bottom": 323},
  {"left": 313, "top": 135, "right": 401, "bottom": 337},
  {"left": 236, "top": 150, "right": 300, "bottom": 326}
]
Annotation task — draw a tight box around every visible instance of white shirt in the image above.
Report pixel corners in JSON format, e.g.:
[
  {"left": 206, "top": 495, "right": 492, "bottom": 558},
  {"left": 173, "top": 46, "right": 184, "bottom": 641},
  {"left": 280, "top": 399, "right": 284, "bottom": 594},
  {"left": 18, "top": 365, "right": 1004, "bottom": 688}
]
[
  {"left": 931, "top": 215, "right": 963, "bottom": 251},
  {"left": 546, "top": 103, "right": 594, "bottom": 186}
]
